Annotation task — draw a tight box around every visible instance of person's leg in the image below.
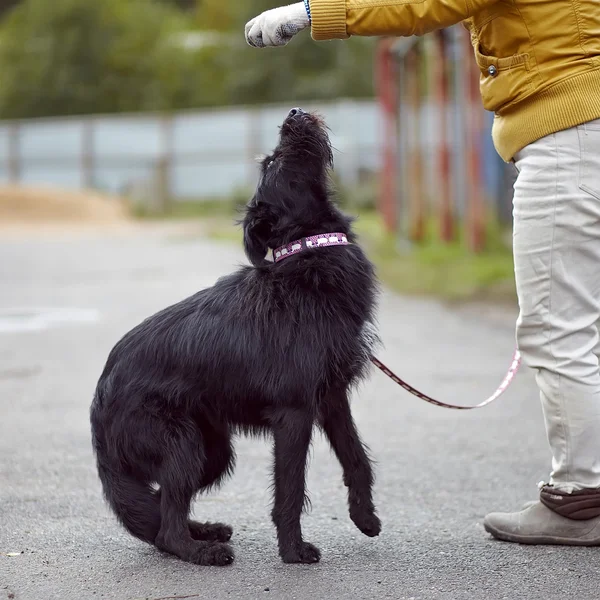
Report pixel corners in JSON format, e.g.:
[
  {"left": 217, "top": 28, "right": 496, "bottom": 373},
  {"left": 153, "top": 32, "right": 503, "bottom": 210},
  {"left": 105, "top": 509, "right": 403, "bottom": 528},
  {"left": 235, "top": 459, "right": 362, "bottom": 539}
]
[{"left": 485, "top": 120, "right": 600, "bottom": 544}]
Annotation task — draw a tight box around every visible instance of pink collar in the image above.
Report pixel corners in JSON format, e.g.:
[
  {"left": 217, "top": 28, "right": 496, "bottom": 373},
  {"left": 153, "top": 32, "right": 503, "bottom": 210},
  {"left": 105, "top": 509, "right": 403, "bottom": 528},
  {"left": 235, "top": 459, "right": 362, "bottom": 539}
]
[{"left": 273, "top": 232, "right": 349, "bottom": 263}]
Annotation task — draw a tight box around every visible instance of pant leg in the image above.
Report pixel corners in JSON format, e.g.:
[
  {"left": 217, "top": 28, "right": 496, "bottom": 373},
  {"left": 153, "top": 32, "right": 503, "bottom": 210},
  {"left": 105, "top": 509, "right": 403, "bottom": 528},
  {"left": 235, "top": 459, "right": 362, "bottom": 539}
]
[{"left": 513, "top": 120, "right": 600, "bottom": 492}]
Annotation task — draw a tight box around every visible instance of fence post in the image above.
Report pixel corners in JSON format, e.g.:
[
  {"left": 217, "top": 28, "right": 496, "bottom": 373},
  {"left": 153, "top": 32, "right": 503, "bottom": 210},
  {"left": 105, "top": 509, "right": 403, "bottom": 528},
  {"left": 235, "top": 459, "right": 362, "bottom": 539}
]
[
  {"left": 158, "top": 114, "right": 174, "bottom": 214},
  {"left": 464, "top": 36, "right": 485, "bottom": 252},
  {"left": 376, "top": 38, "right": 398, "bottom": 233},
  {"left": 82, "top": 118, "right": 94, "bottom": 189},
  {"left": 436, "top": 30, "right": 454, "bottom": 243},
  {"left": 397, "top": 57, "right": 408, "bottom": 246},
  {"left": 448, "top": 27, "right": 468, "bottom": 225},
  {"left": 344, "top": 100, "right": 360, "bottom": 189},
  {"left": 7, "top": 121, "right": 20, "bottom": 183},
  {"left": 247, "top": 108, "right": 261, "bottom": 190},
  {"left": 406, "top": 43, "right": 425, "bottom": 242}
]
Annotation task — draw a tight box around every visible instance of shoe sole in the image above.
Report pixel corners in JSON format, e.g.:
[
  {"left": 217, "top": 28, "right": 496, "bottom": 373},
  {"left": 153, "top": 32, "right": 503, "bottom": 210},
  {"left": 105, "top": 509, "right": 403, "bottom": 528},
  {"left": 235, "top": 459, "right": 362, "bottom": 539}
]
[{"left": 484, "top": 522, "right": 600, "bottom": 546}]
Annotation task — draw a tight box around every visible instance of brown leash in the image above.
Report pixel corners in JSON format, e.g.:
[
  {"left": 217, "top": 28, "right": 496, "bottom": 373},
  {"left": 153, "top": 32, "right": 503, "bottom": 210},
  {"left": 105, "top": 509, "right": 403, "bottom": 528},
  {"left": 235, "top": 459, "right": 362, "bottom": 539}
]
[{"left": 370, "top": 349, "right": 521, "bottom": 410}]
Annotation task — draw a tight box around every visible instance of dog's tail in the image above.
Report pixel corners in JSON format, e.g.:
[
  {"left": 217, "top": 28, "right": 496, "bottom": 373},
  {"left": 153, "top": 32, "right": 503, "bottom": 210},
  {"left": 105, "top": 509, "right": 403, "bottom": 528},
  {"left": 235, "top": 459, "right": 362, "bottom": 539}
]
[
  {"left": 91, "top": 409, "right": 161, "bottom": 544},
  {"left": 95, "top": 454, "right": 162, "bottom": 544}
]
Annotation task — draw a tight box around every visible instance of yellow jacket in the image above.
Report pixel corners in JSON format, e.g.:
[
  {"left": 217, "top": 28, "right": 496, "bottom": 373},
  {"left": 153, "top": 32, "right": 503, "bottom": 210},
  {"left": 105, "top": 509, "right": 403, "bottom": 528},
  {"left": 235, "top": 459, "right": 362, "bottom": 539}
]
[{"left": 310, "top": 0, "right": 600, "bottom": 161}]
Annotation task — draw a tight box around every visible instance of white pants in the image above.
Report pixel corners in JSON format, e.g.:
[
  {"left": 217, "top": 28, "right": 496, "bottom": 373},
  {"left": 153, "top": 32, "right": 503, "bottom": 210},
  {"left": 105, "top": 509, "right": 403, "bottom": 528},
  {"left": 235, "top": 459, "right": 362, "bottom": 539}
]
[{"left": 513, "top": 118, "right": 600, "bottom": 492}]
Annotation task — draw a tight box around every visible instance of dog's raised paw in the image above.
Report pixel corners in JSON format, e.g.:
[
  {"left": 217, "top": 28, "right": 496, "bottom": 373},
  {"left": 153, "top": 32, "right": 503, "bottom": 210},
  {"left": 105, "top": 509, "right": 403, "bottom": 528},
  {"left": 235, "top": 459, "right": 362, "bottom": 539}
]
[
  {"left": 351, "top": 511, "right": 381, "bottom": 538},
  {"left": 189, "top": 521, "right": 233, "bottom": 542},
  {"left": 281, "top": 541, "right": 321, "bottom": 564},
  {"left": 191, "top": 542, "right": 235, "bottom": 566}
]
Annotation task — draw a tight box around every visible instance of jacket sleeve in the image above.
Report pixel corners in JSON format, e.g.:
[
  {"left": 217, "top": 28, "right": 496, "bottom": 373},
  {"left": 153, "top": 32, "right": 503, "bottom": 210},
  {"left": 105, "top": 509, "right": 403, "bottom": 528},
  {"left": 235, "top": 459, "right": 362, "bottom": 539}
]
[{"left": 310, "top": 0, "right": 499, "bottom": 40}]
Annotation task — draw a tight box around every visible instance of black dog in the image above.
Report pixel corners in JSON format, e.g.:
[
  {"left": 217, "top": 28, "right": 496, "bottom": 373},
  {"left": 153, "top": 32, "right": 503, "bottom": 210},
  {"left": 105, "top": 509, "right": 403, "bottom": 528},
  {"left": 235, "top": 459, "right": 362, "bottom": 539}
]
[{"left": 90, "top": 108, "right": 381, "bottom": 566}]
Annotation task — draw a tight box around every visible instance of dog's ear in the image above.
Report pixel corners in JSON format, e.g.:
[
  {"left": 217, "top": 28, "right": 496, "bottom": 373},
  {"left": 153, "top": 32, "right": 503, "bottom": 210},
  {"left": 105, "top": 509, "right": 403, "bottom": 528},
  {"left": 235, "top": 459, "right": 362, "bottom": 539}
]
[{"left": 242, "top": 202, "right": 275, "bottom": 267}]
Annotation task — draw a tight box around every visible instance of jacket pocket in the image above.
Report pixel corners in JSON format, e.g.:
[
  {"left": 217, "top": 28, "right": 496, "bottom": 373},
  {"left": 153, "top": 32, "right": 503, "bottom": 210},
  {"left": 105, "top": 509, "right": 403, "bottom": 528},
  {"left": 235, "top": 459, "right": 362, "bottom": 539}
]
[
  {"left": 579, "top": 120, "right": 600, "bottom": 201},
  {"left": 474, "top": 45, "right": 534, "bottom": 113}
]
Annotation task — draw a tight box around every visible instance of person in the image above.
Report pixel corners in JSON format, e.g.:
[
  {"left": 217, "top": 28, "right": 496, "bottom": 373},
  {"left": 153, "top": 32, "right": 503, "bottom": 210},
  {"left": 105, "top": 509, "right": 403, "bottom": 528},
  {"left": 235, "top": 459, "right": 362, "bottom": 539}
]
[{"left": 245, "top": 0, "right": 600, "bottom": 545}]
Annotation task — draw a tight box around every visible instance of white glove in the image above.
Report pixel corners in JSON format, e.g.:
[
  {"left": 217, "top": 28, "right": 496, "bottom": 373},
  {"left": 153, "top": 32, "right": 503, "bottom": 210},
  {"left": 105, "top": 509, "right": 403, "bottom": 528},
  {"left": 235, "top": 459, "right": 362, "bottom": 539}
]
[{"left": 245, "top": 3, "right": 310, "bottom": 48}]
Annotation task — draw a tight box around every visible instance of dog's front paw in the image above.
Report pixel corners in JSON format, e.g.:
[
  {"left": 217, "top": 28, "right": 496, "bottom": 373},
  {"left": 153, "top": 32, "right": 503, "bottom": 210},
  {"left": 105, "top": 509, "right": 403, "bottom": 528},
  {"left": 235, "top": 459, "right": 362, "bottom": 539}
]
[
  {"left": 190, "top": 542, "right": 235, "bottom": 566},
  {"left": 189, "top": 520, "right": 233, "bottom": 542},
  {"left": 350, "top": 509, "right": 381, "bottom": 537},
  {"left": 280, "top": 541, "right": 321, "bottom": 564}
]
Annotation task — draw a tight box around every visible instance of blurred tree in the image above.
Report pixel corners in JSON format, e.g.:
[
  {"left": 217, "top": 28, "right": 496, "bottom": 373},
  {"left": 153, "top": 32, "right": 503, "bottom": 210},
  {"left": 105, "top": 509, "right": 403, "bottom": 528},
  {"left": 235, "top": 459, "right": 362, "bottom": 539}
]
[
  {"left": 0, "top": 0, "right": 223, "bottom": 118},
  {"left": 160, "top": 0, "right": 196, "bottom": 11},
  {"left": 221, "top": 0, "right": 375, "bottom": 105},
  {"left": 224, "top": 34, "right": 375, "bottom": 106},
  {"left": 195, "top": 0, "right": 235, "bottom": 31},
  {"left": 0, "top": 0, "right": 374, "bottom": 119},
  {"left": 0, "top": 0, "right": 20, "bottom": 16}
]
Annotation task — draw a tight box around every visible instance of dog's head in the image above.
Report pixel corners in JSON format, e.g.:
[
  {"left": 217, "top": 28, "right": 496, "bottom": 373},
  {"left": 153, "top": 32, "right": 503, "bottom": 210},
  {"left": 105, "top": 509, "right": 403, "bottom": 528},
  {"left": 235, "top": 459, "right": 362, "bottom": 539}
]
[{"left": 242, "top": 108, "right": 342, "bottom": 267}]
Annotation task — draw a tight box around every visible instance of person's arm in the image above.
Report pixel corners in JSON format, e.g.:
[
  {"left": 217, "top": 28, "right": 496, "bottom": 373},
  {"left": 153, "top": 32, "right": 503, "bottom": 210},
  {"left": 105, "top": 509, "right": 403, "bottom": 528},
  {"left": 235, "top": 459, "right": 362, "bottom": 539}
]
[
  {"left": 311, "top": 0, "right": 500, "bottom": 40},
  {"left": 245, "top": 0, "right": 499, "bottom": 48}
]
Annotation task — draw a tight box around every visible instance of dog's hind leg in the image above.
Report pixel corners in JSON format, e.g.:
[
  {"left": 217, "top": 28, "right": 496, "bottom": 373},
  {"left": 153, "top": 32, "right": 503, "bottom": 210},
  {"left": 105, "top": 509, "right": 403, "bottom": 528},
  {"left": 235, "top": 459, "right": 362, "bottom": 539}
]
[
  {"left": 270, "top": 408, "right": 320, "bottom": 564},
  {"left": 188, "top": 424, "right": 235, "bottom": 543},
  {"left": 320, "top": 388, "right": 381, "bottom": 538},
  {"left": 154, "top": 426, "right": 234, "bottom": 566}
]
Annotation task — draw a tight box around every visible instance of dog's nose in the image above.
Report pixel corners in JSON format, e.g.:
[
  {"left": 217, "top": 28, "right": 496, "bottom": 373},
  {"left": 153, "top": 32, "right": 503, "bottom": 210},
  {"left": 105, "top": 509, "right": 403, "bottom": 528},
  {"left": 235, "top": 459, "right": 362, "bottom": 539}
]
[{"left": 288, "top": 107, "right": 304, "bottom": 118}]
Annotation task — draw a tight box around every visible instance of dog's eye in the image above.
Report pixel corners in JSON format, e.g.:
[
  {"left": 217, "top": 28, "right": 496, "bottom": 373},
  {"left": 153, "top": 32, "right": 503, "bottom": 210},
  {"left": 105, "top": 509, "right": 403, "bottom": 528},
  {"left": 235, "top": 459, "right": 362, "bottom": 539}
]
[{"left": 264, "top": 156, "right": 278, "bottom": 170}]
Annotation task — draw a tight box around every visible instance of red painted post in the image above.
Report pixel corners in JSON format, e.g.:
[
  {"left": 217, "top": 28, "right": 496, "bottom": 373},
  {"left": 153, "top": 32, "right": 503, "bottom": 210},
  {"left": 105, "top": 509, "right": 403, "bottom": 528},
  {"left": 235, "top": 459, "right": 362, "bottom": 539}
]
[
  {"left": 375, "top": 38, "right": 398, "bottom": 233},
  {"left": 407, "top": 44, "right": 425, "bottom": 243},
  {"left": 464, "top": 35, "right": 486, "bottom": 252},
  {"left": 436, "top": 31, "right": 454, "bottom": 243}
]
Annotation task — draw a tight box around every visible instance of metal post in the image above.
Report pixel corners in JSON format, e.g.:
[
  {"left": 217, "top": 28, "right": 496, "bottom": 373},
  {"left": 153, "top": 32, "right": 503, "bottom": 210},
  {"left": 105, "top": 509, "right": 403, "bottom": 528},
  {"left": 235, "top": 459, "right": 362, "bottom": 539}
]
[
  {"left": 407, "top": 44, "right": 425, "bottom": 242},
  {"left": 449, "top": 26, "right": 467, "bottom": 223},
  {"left": 465, "top": 38, "right": 485, "bottom": 252},
  {"left": 7, "top": 121, "right": 20, "bottom": 183},
  {"left": 436, "top": 30, "right": 454, "bottom": 242},
  {"left": 391, "top": 36, "right": 421, "bottom": 250},
  {"left": 158, "top": 114, "right": 174, "bottom": 214},
  {"left": 82, "top": 118, "right": 94, "bottom": 189},
  {"left": 397, "top": 59, "right": 408, "bottom": 248},
  {"left": 376, "top": 38, "right": 398, "bottom": 233},
  {"left": 247, "top": 107, "right": 261, "bottom": 189}
]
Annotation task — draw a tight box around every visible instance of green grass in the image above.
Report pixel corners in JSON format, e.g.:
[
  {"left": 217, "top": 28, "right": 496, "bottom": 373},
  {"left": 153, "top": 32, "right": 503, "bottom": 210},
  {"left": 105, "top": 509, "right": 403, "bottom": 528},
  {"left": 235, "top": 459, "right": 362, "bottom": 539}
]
[
  {"left": 132, "top": 198, "right": 240, "bottom": 221},
  {"left": 134, "top": 199, "right": 516, "bottom": 304},
  {"left": 353, "top": 212, "right": 516, "bottom": 303}
]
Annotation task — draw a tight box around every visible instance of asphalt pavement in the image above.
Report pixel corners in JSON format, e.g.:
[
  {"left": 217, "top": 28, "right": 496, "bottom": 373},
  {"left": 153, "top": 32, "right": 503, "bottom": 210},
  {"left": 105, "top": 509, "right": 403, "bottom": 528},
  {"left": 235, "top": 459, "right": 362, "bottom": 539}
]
[{"left": 1, "top": 222, "right": 597, "bottom": 600}]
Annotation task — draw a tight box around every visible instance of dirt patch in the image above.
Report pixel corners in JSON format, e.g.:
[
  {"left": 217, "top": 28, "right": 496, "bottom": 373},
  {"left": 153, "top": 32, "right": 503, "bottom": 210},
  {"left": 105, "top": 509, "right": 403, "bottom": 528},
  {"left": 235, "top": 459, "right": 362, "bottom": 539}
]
[{"left": 0, "top": 185, "right": 130, "bottom": 226}]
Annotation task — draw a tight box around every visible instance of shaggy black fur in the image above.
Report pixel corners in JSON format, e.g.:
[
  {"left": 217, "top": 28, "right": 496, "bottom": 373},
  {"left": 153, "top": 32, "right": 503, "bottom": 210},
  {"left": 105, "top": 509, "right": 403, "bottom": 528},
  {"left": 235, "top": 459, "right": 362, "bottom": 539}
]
[{"left": 90, "top": 108, "right": 381, "bottom": 566}]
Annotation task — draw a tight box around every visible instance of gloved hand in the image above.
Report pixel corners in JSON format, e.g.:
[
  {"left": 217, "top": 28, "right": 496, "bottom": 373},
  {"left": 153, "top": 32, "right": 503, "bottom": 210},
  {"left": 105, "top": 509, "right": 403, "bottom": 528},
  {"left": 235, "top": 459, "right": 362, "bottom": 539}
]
[{"left": 245, "top": 2, "right": 310, "bottom": 48}]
